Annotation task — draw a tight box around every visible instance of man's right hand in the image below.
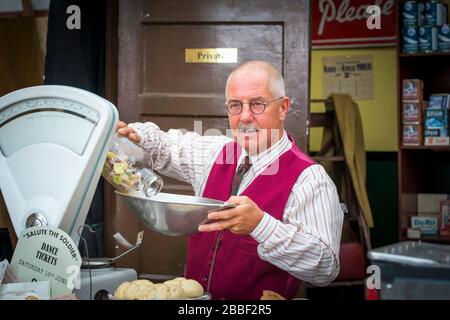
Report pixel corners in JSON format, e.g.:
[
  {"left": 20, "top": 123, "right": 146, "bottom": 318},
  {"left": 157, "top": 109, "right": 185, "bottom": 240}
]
[{"left": 116, "top": 121, "right": 141, "bottom": 143}]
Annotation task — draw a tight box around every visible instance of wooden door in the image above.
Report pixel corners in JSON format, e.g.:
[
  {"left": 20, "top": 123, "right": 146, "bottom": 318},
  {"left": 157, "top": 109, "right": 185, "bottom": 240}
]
[{"left": 110, "top": 0, "right": 311, "bottom": 277}]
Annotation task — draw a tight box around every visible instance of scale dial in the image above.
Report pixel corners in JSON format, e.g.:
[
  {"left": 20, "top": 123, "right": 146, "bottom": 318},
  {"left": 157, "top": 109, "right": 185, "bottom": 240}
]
[{"left": 0, "top": 97, "right": 100, "bottom": 157}]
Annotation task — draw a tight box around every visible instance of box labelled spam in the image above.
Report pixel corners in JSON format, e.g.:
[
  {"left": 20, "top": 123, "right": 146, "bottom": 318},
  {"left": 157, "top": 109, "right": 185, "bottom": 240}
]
[
  {"left": 424, "top": 127, "right": 448, "bottom": 137},
  {"left": 403, "top": 101, "right": 425, "bottom": 123},
  {"left": 402, "top": 79, "right": 424, "bottom": 101},
  {"left": 425, "top": 108, "right": 449, "bottom": 129},
  {"left": 402, "top": 123, "right": 423, "bottom": 145}
]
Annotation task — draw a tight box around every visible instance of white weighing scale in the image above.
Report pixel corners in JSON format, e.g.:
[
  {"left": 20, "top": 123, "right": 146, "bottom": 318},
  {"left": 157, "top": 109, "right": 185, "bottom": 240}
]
[{"left": 0, "top": 85, "right": 137, "bottom": 299}]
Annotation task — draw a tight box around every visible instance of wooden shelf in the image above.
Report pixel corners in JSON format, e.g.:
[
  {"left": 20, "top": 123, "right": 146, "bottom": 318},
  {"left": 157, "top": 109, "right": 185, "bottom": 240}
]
[
  {"left": 400, "top": 145, "right": 450, "bottom": 151},
  {"left": 400, "top": 52, "right": 450, "bottom": 58}
]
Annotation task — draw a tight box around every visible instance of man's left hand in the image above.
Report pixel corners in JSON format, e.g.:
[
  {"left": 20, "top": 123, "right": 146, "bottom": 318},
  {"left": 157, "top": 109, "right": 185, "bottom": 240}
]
[{"left": 198, "top": 196, "right": 264, "bottom": 234}]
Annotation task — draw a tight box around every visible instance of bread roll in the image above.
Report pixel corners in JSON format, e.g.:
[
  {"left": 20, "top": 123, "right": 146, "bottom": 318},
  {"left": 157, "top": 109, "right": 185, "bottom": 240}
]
[
  {"left": 180, "top": 279, "right": 204, "bottom": 298},
  {"left": 154, "top": 284, "right": 171, "bottom": 300},
  {"left": 260, "top": 290, "right": 286, "bottom": 300},
  {"left": 137, "top": 286, "right": 156, "bottom": 300},
  {"left": 153, "top": 283, "right": 166, "bottom": 290},
  {"left": 132, "top": 279, "right": 154, "bottom": 287},
  {"left": 114, "top": 278, "right": 203, "bottom": 300},
  {"left": 114, "top": 281, "right": 131, "bottom": 300},
  {"left": 164, "top": 279, "right": 181, "bottom": 287},
  {"left": 174, "top": 277, "right": 186, "bottom": 282},
  {"left": 168, "top": 285, "right": 187, "bottom": 300},
  {"left": 123, "top": 283, "right": 142, "bottom": 300}
]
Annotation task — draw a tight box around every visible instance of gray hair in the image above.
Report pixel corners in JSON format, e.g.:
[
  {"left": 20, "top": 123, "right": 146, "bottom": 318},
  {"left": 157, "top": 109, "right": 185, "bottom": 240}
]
[{"left": 225, "top": 61, "right": 285, "bottom": 99}]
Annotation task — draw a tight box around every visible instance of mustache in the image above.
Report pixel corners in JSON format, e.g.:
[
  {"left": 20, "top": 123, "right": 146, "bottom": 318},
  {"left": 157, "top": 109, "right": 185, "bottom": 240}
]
[{"left": 236, "top": 123, "right": 260, "bottom": 132}]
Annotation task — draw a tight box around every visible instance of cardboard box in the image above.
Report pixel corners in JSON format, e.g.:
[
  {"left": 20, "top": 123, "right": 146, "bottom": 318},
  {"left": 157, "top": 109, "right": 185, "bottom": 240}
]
[
  {"left": 428, "top": 94, "right": 450, "bottom": 110},
  {"left": 424, "top": 128, "right": 447, "bottom": 137},
  {"left": 403, "top": 101, "right": 424, "bottom": 123},
  {"left": 407, "top": 228, "right": 421, "bottom": 239},
  {"left": 0, "top": 281, "right": 50, "bottom": 300},
  {"left": 402, "top": 123, "right": 423, "bottom": 145},
  {"left": 418, "top": 194, "right": 449, "bottom": 214},
  {"left": 424, "top": 136, "right": 450, "bottom": 146},
  {"left": 425, "top": 108, "right": 449, "bottom": 130},
  {"left": 402, "top": 79, "right": 424, "bottom": 101},
  {"left": 411, "top": 216, "right": 439, "bottom": 235}
]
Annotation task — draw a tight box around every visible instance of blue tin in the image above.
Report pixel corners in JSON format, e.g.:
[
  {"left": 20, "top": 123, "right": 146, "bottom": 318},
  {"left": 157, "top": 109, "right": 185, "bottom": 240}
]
[
  {"left": 419, "top": 25, "right": 438, "bottom": 52},
  {"left": 426, "top": 1, "right": 445, "bottom": 26},
  {"left": 403, "top": 26, "right": 419, "bottom": 53},
  {"left": 419, "top": 3, "right": 426, "bottom": 25},
  {"left": 404, "top": 1, "right": 419, "bottom": 26},
  {"left": 438, "top": 24, "right": 450, "bottom": 52}
]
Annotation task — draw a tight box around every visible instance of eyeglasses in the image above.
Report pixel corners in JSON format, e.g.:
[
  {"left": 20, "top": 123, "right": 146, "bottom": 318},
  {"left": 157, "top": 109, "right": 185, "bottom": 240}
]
[{"left": 225, "top": 97, "right": 284, "bottom": 115}]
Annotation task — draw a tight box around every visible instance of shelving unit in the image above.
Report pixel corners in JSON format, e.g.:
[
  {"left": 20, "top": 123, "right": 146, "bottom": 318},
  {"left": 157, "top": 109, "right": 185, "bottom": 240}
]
[
  {"left": 399, "top": 52, "right": 450, "bottom": 57},
  {"left": 400, "top": 146, "right": 450, "bottom": 150},
  {"left": 397, "top": 1, "right": 450, "bottom": 243}
]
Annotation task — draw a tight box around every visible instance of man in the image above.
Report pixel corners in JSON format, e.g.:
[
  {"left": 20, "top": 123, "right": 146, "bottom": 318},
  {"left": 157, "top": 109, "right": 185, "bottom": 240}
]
[{"left": 117, "top": 61, "right": 343, "bottom": 300}]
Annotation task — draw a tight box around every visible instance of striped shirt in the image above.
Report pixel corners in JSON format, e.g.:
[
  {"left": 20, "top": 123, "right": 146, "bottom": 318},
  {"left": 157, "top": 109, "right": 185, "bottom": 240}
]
[{"left": 130, "top": 121, "right": 343, "bottom": 286}]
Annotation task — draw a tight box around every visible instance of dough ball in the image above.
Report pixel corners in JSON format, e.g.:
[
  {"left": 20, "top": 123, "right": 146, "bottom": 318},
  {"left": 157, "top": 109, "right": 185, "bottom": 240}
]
[
  {"left": 135, "top": 282, "right": 154, "bottom": 299},
  {"left": 260, "top": 290, "right": 286, "bottom": 300},
  {"left": 123, "top": 282, "right": 150, "bottom": 300},
  {"left": 154, "top": 284, "right": 171, "bottom": 300},
  {"left": 132, "top": 279, "right": 154, "bottom": 287},
  {"left": 174, "top": 277, "right": 186, "bottom": 282},
  {"left": 164, "top": 279, "right": 182, "bottom": 287},
  {"left": 114, "top": 281, "right": 131, "bottom": 300},
  {"left": 168, "top": 285, "right": 187, "bottom": 300},
  {"left": 123, "top": 283, "right": 140, "bottom": 300},
  {"left": 153, "top": 283, "right": 166, "bottom": 290},
  {"left": 137, "top": 286, "right": 156, "bottom": 300},
  {"left": 181, "top": 279, "right": 204, "bottom": 298}
]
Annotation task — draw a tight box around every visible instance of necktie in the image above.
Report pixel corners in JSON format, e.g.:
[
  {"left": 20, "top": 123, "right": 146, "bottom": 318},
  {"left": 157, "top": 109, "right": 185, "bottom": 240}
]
[{"left": 230, "top": 156, "right": 252, "bottom": 196}]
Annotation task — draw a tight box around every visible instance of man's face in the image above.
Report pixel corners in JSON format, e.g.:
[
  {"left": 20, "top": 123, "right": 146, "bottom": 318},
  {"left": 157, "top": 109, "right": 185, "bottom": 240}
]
[{"left": 226, "top": 69, "right": 289, "bottom": 155}]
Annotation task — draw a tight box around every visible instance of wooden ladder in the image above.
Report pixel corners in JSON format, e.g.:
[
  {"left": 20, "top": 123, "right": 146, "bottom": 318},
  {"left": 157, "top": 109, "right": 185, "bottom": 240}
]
[{"left": 309, "top": 98, "right": 371, "bottom": 287}]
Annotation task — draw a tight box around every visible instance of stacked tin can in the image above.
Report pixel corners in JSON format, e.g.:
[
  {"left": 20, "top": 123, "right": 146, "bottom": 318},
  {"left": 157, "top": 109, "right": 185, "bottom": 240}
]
[{"left": 402, "top": 1, "right": 449, "bottom": 53}]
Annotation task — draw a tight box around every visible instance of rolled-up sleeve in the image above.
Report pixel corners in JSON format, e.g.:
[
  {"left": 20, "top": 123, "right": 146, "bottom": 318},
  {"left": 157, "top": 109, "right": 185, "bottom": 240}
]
[{"left": 128, "top": 122, "right": 230, "bottom": 189}]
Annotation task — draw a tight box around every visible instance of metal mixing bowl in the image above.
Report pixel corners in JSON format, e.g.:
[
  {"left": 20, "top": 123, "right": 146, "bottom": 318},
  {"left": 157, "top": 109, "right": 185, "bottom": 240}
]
[{"left": 116, "top": 191, "right": 235, "bottom": 236}]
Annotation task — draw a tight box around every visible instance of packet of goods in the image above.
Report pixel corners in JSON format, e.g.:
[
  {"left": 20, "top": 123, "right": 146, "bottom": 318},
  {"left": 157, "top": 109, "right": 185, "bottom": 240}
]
[
  {"left": 102, "top": 143, "right": 142, "bottom": 193},
  {"left": 0, "top": 281, "right": 51, "bottom": 300}
]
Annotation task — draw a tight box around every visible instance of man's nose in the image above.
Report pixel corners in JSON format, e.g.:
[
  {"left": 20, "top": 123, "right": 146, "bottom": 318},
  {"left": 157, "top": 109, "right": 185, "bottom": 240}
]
[{"left": 239, "top": 103, "right": 254, "bottom": 123}]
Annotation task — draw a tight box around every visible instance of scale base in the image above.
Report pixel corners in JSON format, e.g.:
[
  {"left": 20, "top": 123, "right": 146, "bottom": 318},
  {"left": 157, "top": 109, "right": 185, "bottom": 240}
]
[{"left": 74, "top": 267, "right": 137, "bottom": 300}]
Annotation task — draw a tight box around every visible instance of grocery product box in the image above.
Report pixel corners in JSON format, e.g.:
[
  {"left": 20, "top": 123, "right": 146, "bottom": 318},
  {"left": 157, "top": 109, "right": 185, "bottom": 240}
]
[
  {"left": 424, "top": 128, "right": 448, "bottom": 137},
  {"left": 411, "top": 216, "right": 438, "bottom": 235},
  {"left": 402, "top": 79, "right": 424, "bottom": 101},
  {"left": 428, "top": 94, "right": 450, "bottom": 110},
  {"left": 425, "top": 108, "right": 448, "bottom": 127},
  {"left": 403, "top": 101, "right": 424, "bottom": 123},
  {"left": 424, "top": 136, "right": 450, "bottom": 146},
  {"left": 418, "top": 193, "right": 449, "bottom": 214},
  {"left": 402, "top": 123, "right": 423, "bottom": 145}
]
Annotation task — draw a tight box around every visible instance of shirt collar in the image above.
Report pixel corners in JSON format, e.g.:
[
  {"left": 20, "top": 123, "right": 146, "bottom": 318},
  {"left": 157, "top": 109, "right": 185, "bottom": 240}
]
[{"left": 239, "top": 130, "right": 291, "bottom": 174}]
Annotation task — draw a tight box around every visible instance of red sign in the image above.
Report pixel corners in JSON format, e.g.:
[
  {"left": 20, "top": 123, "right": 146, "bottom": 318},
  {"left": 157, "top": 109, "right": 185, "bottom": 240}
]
[{"left": 312, "top": 0, "right": 397, "bottom": 49}]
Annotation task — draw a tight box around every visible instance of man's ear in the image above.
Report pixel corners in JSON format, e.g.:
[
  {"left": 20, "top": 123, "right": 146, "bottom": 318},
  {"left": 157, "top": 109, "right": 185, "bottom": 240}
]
[{"left": 279, "top": 96, "right": 290, "bottom": 121}]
